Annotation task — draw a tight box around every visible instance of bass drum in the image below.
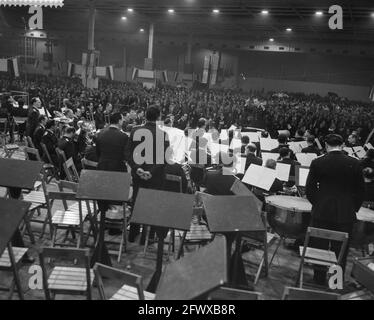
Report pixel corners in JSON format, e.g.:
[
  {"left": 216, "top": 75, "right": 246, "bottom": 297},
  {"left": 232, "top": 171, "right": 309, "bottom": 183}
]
[{"left": 265, "top": 195, "right": 312, "bottom": 239}]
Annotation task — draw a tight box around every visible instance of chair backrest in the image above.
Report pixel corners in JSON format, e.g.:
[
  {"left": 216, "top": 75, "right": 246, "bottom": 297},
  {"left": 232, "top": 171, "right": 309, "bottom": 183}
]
[
  {"left": 24, "top": 146, "right": 42, "bottom": 161},
  {"left": 93, "top": 263, "right": 145, "bottom": 300},
  {"left": 41, "top": 142, "right": 53, "bottom": 164},
  {"left": 81, "top": 158, "right": 98, "bottom": 170},
  {"left": 207, "top": 287, "right": 261, "bottom": 300},
  {"left": 55, "top": 147, "right": 67, "bottom": 164},
  {"left": 282, "top": 286, "right": 340, "bottom": 300},
  {"left": 302, "top": 227, "right": 349, "bottom": 265},
  {"left": 38, "top": 247, "right": 92, "bottom": 300},
  {"left": 26, "top": 136, "right": 35, "bottom": 148},
  {"left": 63, "top": 158, "right": 79, "bottom": 182},
  {"left": 165, "top": 173, "right": 183, "bottom": 193}
]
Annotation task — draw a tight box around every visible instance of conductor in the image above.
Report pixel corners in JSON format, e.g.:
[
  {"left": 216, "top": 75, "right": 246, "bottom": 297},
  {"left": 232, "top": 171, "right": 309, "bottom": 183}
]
[{"left": 305, "top": 134, "right": 365, "bottom": 285}]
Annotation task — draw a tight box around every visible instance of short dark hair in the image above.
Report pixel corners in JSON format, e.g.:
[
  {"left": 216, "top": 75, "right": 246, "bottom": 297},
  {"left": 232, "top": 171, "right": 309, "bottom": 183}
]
[
  {"left": 363, "top": 167, "right": 374, "bottom": 180},
  {"left": 45, "top": 120, "right": 55, "bottom": 130},
  {"left": 325, "top": 134, "right": 343, "bottom": 147},
  {"left": 241, "top": 136, "right": 250, "bottom": 145},
  {"left": 307, "top": 135, "right": 315, "bottom": 144},
  {"left": 38, "top": 115, "right": 47, "bottom": 123},
  {"left": 110, "top": 112, "right": 122, "bottom": 124},
  {"left": 296, "top": 129, "right": 304, "bottom": 137},
  {"left": 197, "top": 118, "right": 206, "bottom": 128},
  {"left": 164, "top": 118, "right": 171, "bottom": 126},
  {"left": 279, "top": 147, "right": 290, "bottom": 158},
  {"left": 247, "top": 143, "right": 257, "bottom": 153},
  {"left": 64, "top": 126, "right": 75, "bottom": 135},
  {"left": 278, "top": 134, "right": 287, "bottom": 144},
  {"left": 31, "top": 97, "right": 39, "bottom": 105},
  {"left": 146, "top": 105, "right": 160, "bottom": 122}
]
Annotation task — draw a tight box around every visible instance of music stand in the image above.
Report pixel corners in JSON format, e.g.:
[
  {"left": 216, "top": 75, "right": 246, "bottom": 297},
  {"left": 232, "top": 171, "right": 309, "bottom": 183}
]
[
  {"left": 156, "top": 236, "right": 227, "bottom": 300},
  {"left": 131, "top": 188, "right": 194, "bottom": 293},
  {"left": 0, "top": 158, "right": 43, "bottom": 191},
  {"left": 76, "top": 170, "right": 131, "bottom": 267},
  {"left": 201, "top": 194, "right": 265, "bottom": 287},
  {"left": 0, "top": 198, "right": 31, "bottom": 299}
]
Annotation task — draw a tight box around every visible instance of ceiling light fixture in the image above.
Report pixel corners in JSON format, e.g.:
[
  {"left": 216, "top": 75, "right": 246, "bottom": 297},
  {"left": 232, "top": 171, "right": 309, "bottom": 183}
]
[
  {"left": 315, "top": 11, "right": 323, "bottom": 16},
  {"left": 121, "top": 16, "right": 127, "bottom": 20},
  {"left": 261, "top": 10, "right": 269, "bottom": 15},
  {"left": 286, "top": 28, "right": 292, "bottom": 32},
  {"left": 127, "top": 8, "right": 133, "bottom": 13},
  {"left": 213, "top": 9, "right": 220, "bottom": 14},
  {"left": 168, "top": 9, "right": 175, "bottom": 13}
]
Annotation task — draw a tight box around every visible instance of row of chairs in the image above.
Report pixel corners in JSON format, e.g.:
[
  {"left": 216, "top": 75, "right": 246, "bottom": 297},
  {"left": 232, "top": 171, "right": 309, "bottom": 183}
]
[{"left": 1, "top": 245, "right": 340, "bottom": 300}]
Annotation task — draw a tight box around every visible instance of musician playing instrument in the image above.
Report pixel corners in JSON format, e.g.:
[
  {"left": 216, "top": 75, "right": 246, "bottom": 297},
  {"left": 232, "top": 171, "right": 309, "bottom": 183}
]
[{"left": 305, "top": 134, "right": 365, "bottom": 285}]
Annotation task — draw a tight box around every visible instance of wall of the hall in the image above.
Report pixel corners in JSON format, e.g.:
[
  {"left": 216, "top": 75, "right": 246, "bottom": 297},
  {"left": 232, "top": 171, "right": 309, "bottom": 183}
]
[{"left": 2, "top": 36, "right": 374, "bottom": 101}]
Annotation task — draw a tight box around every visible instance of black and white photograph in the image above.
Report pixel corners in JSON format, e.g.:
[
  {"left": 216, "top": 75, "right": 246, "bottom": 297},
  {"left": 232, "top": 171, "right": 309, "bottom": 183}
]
[{"left": 0, "top": 0, "right": 373, "bottom": 307}]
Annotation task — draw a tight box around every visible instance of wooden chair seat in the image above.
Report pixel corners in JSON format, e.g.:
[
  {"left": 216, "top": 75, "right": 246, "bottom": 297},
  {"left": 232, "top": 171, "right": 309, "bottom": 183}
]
[
  {"left": 29, "top": 202, "right": 43, "bottom": 211},
  {"left": 110, "top": 284, "right": 155, "bottom": 300},
  {"left": 67, "top": 202, "right": 95, "bottom": 216},
  {"left": 5, "top": 144, "right": 19, "bottom": 150},
  {"left": 185, "top": 224, "right": 212, "bottom": 241},
  {"left": 0, "top": 247, "right": 28, "bottom": 268},
  {"left": 48, "top": 266, "right": 94, "bottom": 292},
  {"left": 23, "top": 191, "right": 46, "bottom": 204},
  {"left": 299, "top": 246, "right": 337, "bottom": 266},
  {"left": 52, "top": 210, "right": 87, "bottom": 226}
]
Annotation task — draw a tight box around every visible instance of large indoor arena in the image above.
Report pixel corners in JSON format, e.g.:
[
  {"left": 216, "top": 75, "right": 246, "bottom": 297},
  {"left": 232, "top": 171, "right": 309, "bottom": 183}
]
[{"left": 0, "top": 0, "right": 373, "bottom": 306}]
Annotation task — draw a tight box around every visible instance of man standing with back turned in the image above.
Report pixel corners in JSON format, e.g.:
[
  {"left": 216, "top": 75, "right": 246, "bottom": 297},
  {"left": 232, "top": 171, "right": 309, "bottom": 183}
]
[{"left": 305, "top": 134, "right": 365, "bottom": 285}]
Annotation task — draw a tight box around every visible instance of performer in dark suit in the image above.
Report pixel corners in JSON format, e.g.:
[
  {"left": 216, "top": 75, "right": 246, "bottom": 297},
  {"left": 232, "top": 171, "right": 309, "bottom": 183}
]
[
  {"left": 245, "top": 143, "right": 263, "bottom": 170},
  {"left": 26, "top": 97, "right": 41, "bottom": 138},
  {"left": 205, "top": 152, "right": 236, "bottom": 196},
  {"left": 96, "top": 113, "right": 128, "bottom": 172},
  {"left": 41, "top": 120, "right": 58, "bottom": 166},
  {"left": 301, "top": 135, "right": 320, "bottom": 155},
  {"left": 305, "top": 134, "right": 365, "bottom": 284},
  {"left": 33, "top": 115, "right": 47, "bottom": 156},
  {"left": 271, "top": 133, "right": 296, "bottom": 160},
  {"left": 58, "top": 126, "right": 79, "bottom": 173},
  {"left": 127, "top": 105, "right": 171, "bottom": 242},
  {"left": 277, "top": 147, "right": 300, "bottom": 186}
]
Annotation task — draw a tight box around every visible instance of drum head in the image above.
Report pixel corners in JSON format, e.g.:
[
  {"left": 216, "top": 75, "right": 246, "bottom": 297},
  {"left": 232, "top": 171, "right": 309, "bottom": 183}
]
[{"left": 265, "top": 195, "right": 312, "bottom": 213}]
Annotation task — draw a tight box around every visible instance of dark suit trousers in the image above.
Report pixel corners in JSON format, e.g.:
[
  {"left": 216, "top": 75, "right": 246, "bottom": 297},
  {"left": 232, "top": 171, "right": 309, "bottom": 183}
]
[{"left": 310, "top": 219, "right": 353, "bottom": 284}]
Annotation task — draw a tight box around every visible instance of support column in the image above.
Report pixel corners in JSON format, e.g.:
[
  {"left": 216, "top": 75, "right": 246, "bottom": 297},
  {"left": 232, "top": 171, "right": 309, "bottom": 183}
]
[
  {"left": 88, "top": 0, "right": 96, "bottom": 51},
  {"left": 144, "top": 23, "right": 154, "bottom": 70},
  {"left": 184, "top": 34, "right": 193, "bottom": 74}
]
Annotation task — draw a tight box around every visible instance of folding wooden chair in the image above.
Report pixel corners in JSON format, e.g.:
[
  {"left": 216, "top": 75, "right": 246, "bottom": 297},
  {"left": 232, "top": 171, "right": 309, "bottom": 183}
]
[
  {"left": 207, "top": 287, "right": 262, "bottom": 300},
  {"left": 282, "top": 286, "right": 340, "bottom": 300},
  {"left": 55, "top": 147, "right": 67, "bottom": 179},
  {"left": 81, "top": 158, "right": 98, "bottom": 170},
  {"left": 39, "top": 247, "right": 94, "bottom": 300},
  {"left": 24, "top": 147, "right": 56, "bottom": 183},
  {"left": 49, "top": 180, "right": 96, "bottom": 249},
  {"left": 41, "top": 142, "right": 59, "bottom": 180},
  {"left": 26, "top": 136, "right": 35, "bottom": 148},
  {"left": 63, "top": 158, "right": 80, "bottom": 182},
  {"left": 0, "top": 121, "right": 19, "bottom": 158},
  {"left": 23, "top": 174, "right": 54, "bottom": 240},
  {"left": 0, "top": 246, "right": 28, "bottom": 299},
  {"left": 296, "top": 227, "right": 349, "bottom": 288},
  {"left": 93, "top": 263, "right": 155, "bottom": 300},
  {"left": 241, "top": 211, "right": 277, "bottom": 285}
]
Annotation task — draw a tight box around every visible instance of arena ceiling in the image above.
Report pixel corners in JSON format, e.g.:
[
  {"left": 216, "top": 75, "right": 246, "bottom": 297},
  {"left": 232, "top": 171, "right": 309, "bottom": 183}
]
[{"left": 1, "top": 0, "right": 374, "bottom": 44}]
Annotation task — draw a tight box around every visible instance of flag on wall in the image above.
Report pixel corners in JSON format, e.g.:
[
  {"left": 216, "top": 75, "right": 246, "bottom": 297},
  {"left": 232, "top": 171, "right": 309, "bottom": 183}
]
[
  {"left": 8, "top": 58, "right": 20, "bottom": 78},
  {"left": 67, "top": 61, "right": 75, "bottom": 77},
  {"left": 33, "top": 59, "right": 40, "bottom": 69},
  {"left": 0, "top": 58, "right": 7, "bottom": 72},
  {"left": 174, "top": 71, "right": 179, "bottom": 82},
  {"left": 162, "top": 70, "right": 168, "bottom": 82},
  {"left": 107, "top": 65, "right": 114, "bottom": 81},
  {"left": 132, "top": 67, "right": 138, "bottom": 80},
  {"left": 369, "top": 86, "right": 374, "bottom": 102}
]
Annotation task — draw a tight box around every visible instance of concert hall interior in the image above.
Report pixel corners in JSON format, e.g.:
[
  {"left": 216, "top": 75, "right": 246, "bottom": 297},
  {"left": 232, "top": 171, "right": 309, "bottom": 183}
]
[{"left": 0, "top": 0, "right": 374, "bottom": 302}]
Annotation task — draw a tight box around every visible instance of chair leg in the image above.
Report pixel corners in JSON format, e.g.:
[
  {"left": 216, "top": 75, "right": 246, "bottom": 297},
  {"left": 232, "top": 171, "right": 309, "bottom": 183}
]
[
  {"left": 177, "top": 231, "right": 187, "bottom": 259},
  {"left": 254, "top": 256, "right": 265, "bottom": 285},
  {"left": 23, "top": 215, "right": 35, "bottom": 245},
  {"left": 269, "top": 237, "right": 283, "bottom": 267},
  {"left": 143, "top": 226, "right": 150, "bottom": 256}
]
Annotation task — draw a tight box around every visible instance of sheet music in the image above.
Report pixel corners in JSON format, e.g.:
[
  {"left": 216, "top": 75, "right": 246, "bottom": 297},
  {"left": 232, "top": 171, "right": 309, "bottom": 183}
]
[
  {"left": 259, "top": 138, "right": 278, "bottom": 151},
  {"left": 230, "top": 177, "right": 252, "bottom": 196},
  {"left": 241, "top": 132, "right": 260, "bottom": 143},
  {"left": 298, "top": 167, "right": 310, "bottom": 187},
  {"left": 296, "top": 153, "right": 317, "bottom": 167},
  {"left": 220, "top": 130, "right": 228, "bottom": 140},
  {"left": 242, "top": 164, "right": 276, "bottom": 191},
  {"left": 315, "top": 138, "right": 323, "bottom": 150},
  {"left": 275, "top": 162, "right": 291, "bottom": 182},
  {"left": 365, "top": 143, "right": 373, "bottom": 150},
  {"left": 261, "top": 152, "right": 279, "bottom": 165},
  {"left": 343, "top": 147, "right": 354, "bottom": 156},
  {"left": 288, "top": 142, "right": 302, "bottom": 154},
  {"left": 209, "top": 143, "right": 230, "bottom": 164},
  {"left": 353, "top": 146, "right": 366, "bottom": 159},
  {"left": 230, "top": 138, "right": 242, "bottom": 151}
]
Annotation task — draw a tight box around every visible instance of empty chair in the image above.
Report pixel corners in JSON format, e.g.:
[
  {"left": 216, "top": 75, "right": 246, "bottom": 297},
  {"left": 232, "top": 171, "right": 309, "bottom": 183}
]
[
  {"left": 93, "top": 263, "right": 155, "bottom": 300},
  {"left": 39, "top": 247, "right": 94, "bottom": 300},
  {"left": 63, "top": 158, "right": 80, "bottom": 183}
]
